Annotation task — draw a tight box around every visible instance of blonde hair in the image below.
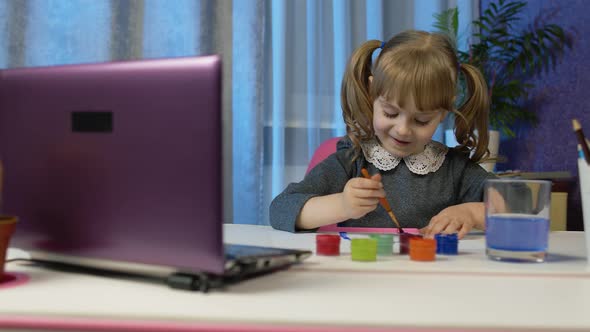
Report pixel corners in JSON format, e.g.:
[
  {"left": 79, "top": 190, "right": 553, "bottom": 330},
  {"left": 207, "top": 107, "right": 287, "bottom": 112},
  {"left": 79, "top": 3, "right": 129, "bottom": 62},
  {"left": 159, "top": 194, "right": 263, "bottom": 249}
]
[{"left": 341, "top": 30, "right": 490, "bottom": 163}]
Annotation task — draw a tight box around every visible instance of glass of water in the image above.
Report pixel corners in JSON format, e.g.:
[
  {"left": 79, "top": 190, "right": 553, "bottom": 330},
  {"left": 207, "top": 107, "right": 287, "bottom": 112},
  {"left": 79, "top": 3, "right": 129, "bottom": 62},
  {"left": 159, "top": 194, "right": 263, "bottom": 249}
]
[{"left": 484, "top": 179, "right": 551, "bottom": 263}]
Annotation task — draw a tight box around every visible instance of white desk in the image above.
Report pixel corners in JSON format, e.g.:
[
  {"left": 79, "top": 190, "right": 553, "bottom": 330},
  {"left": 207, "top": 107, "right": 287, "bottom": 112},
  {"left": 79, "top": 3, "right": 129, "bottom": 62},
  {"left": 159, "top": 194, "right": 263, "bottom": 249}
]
[{"left": 1, "top": 224, "right": 590, "bottom": 332}]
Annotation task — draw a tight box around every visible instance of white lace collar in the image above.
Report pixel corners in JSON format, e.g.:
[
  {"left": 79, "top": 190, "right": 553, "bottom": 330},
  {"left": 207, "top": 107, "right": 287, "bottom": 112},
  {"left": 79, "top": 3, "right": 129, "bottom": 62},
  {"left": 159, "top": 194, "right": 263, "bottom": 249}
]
[{"left": 361, "top": 139, "right": 448, "bottom": 174}]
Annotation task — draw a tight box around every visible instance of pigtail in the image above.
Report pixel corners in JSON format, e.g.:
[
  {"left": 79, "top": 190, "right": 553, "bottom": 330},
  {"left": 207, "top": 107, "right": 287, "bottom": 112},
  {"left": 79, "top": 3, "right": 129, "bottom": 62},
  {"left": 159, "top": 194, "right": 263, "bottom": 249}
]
[
  {"left": 453, "top": 63, "right": 491, "bottom": 163},
  {"left": 341, "top": 40, "right": 382, "bottom": 157}
]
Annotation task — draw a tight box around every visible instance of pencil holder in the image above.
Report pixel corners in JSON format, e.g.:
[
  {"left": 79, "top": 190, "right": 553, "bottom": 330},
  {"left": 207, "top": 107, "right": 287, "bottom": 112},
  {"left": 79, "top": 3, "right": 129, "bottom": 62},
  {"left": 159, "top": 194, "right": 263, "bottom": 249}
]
[{"left": 578, "top": 157, "right": 590, "bottom": 263}]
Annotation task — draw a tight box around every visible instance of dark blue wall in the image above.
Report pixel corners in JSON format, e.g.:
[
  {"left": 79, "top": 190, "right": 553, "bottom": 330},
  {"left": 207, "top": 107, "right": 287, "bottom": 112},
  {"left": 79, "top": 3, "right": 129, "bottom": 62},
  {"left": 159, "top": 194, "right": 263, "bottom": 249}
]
[{"left": 482, "top": 0, "right": 589, "bottom": 230}]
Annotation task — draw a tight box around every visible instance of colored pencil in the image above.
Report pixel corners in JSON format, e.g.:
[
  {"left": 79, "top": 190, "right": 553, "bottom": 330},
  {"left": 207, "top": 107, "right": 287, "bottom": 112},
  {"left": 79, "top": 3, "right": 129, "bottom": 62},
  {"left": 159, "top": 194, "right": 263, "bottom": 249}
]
[{"left": 573, "top": 119, "right": 590, "bottom": 165}]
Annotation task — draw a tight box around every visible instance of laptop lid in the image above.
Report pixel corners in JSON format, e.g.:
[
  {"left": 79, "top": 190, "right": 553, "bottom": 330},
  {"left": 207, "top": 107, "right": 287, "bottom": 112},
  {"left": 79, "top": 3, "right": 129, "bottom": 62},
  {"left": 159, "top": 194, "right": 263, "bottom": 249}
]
[{"left": 0, "top": 55, "right": 230, "bottom": 275}]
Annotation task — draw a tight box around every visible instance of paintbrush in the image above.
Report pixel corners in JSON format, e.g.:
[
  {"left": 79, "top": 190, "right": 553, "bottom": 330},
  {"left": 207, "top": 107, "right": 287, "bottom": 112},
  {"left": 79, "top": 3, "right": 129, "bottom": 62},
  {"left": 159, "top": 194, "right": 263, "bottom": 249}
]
[
  {"left": 573, "top": 119, "right": 590, "bottom": 165},
  {"left": 360, "top": 168, "right": 404, "bottom": 233}
]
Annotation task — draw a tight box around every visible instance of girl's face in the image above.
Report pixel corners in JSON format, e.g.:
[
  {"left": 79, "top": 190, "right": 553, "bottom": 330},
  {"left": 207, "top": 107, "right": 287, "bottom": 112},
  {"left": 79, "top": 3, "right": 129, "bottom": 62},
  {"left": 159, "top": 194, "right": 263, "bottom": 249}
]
[{"left": 373, "top": 96, "right": 447, "bottom": 158}]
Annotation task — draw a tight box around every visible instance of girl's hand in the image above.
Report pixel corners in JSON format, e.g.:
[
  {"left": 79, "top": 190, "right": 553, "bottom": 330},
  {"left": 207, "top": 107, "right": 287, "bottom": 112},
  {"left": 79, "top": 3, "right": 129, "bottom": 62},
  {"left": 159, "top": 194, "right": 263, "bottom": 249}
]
[
  {"left": 420, "top": 203, "right": 485, "bottom": 239},
  {"left": 340, "top": 173, "right": 386, "bottom": 220}
]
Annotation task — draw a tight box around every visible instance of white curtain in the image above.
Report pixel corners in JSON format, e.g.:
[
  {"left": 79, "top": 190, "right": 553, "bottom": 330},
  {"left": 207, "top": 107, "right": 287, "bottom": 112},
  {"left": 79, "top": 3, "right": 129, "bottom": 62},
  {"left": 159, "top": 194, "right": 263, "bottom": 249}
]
[{"left": 241, "top": 0, "right": 478, "bottom": 225}]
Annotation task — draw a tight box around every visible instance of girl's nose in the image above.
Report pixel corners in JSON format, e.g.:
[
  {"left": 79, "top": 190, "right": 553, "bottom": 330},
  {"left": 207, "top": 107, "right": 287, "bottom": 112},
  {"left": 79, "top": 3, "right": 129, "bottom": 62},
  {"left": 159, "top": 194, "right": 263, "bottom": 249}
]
[{"left": 395, "top": 120, "right": 411, "bottom": 136}]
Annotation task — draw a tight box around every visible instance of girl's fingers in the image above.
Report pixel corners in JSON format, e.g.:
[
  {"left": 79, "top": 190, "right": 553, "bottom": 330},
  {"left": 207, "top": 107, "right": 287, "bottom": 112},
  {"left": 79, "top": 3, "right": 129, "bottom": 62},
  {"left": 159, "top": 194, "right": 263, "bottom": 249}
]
[
  {"left": 351, "top": 187, "right": 385, "bottom": 199},
  {"left": 351, "top": 178, "right": 383, "bottom": 190},
  {"left": 457, "top": 223, "right": 471, "bottom": 239},
  {"left": 418, "top": 226, "right": 429, "bottom": 235},
  {"left": 371, "top": 173, "right": 382, "bottom": 182},
  {"left": 423, "top": 218, "right": 449, "bottom": 238},
  {"left": 442, "top": 219, "right": 461, "bottom": 234},
  {"left": 355, "top": 197, "right": 380, "bottom": 206},
  {"left": 424, "top": 217, "right": 469, "bottom": 239}
]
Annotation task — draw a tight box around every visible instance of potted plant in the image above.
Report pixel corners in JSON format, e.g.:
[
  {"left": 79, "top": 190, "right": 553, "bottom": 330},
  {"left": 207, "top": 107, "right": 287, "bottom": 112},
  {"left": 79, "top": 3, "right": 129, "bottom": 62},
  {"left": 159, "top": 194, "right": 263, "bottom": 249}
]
[{"left": 434, "top": 0, "right": 572, "bottom": 170}]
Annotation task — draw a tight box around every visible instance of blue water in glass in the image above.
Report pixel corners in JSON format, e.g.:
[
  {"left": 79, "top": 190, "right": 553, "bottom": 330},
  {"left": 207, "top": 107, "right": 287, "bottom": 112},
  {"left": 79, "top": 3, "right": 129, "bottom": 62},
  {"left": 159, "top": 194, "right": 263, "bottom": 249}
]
[{"left": 486, "top": 214, "right": 549, "bottom": 252}]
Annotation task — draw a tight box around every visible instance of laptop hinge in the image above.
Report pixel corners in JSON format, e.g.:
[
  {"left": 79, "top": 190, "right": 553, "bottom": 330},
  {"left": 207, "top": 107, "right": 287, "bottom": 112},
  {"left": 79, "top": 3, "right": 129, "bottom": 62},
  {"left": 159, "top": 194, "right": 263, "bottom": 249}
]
[{"left": 166, "top": 272, "right": 224, "bottom": 293}]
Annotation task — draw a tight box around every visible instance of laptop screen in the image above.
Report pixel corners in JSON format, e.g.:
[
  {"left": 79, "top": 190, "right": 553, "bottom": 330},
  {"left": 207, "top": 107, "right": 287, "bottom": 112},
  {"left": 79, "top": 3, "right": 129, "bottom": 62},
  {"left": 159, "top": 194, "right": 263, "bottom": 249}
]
[{"left": 0, "top": 55, "right": 226, "bottom": 274}]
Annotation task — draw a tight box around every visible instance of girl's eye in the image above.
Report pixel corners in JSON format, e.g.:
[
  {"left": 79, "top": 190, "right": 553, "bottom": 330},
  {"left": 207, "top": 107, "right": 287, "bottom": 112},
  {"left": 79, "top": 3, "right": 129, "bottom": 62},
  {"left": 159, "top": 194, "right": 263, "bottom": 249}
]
[
  {"left": 383, "top": 111, "right": 398, "bottom": 118},
  {"left": 415, "top": 119, "right": 430, "bottom": 126}
]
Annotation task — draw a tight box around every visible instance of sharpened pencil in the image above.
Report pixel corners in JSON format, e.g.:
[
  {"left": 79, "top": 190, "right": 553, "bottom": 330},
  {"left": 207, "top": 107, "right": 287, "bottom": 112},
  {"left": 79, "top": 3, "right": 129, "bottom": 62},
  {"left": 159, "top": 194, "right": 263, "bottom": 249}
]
[{"left": 573, "top": 119, "right": 590, "bottom": 165}]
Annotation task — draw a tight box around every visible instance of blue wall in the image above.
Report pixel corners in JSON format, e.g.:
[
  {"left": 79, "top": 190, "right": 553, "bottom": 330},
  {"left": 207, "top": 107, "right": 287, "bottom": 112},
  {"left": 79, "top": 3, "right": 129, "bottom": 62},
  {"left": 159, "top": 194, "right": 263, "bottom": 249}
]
[{"left": 482, "top": 0, "right": 589, "bottom": 230}]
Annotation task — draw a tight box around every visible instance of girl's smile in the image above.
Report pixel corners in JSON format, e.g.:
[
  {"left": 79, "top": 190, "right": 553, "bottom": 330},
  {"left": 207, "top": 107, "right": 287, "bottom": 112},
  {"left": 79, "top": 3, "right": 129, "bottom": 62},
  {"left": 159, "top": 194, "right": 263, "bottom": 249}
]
[{"left": 386, "top": 136, "right": 411, "bottom": 147}]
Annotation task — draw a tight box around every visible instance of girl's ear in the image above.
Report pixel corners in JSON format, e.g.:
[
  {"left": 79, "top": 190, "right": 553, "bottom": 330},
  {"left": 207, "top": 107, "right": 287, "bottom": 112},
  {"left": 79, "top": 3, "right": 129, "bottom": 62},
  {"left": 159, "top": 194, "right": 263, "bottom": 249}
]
[{"left": 369, "top": 75, "right": 373, "bottom": 84}]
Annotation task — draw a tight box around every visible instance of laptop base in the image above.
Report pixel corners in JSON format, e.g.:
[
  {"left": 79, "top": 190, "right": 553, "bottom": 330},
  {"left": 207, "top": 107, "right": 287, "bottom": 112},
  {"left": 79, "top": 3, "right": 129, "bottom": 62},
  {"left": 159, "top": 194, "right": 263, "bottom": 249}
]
[{"left": 13, "top": 244, "right": 312, "bottom": 292}]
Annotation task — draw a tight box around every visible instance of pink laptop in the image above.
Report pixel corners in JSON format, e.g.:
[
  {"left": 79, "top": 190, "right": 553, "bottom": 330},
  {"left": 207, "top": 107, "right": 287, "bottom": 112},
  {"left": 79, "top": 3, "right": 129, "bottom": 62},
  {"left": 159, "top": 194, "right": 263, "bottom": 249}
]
[{"left": 0, "top": 55, "right": 310, "bottom": 291}]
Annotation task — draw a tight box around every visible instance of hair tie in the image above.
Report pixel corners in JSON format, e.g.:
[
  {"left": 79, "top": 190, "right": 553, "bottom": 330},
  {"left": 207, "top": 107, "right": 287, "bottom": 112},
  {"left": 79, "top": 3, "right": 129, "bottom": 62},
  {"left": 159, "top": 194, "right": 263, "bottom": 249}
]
[{"left": 380, "top": 41, "right": 386, "bottom": 49}]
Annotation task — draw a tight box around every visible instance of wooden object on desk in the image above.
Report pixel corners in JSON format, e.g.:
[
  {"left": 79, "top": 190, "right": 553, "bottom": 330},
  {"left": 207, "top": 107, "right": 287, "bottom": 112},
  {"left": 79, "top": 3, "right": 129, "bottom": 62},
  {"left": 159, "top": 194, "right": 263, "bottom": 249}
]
[
  {"left": 0, "top": 160, "right": 3, "bottom": 205},
  {"left": 551, "top": 192, "right": 568, "bottom": 231},
  {"left": 496, "top": 170, "right": 572, "bottom": 180}
]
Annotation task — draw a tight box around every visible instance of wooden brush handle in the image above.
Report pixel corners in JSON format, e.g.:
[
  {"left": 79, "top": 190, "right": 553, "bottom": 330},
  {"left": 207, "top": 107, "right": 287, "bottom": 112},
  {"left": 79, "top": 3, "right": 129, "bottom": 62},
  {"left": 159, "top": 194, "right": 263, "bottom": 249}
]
[
  {"left": 360, "top": 168, "right": 403, "bottom": 232},
  {"left": 360, "top": 168, "right": 391, "bottom": 211}
]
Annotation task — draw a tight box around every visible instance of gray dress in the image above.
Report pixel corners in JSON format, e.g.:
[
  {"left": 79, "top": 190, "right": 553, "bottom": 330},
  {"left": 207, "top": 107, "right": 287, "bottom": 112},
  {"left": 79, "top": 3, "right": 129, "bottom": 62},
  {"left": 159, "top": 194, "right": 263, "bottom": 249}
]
[{"left": 270, "top": 138, "right": 497, "bottom": 232}]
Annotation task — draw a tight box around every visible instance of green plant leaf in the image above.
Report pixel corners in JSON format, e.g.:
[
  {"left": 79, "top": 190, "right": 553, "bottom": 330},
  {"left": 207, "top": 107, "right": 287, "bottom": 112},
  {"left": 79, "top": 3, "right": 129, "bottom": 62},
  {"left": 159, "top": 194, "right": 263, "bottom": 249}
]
[{"left": 431, "top": 1, "right": 572, "bottom": 136}]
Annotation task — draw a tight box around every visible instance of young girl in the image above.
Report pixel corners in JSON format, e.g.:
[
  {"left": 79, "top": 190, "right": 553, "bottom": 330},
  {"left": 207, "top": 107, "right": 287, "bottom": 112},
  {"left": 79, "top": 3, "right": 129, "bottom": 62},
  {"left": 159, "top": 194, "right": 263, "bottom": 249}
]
[{"left": 270, "top": 30, "right": 496, "bottom": 239}]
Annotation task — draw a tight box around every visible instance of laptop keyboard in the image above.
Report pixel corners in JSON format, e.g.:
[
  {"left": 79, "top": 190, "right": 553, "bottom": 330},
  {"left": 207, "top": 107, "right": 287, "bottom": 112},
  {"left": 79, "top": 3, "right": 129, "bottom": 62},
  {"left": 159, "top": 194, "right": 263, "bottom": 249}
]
[{"left": 224, "top": 244, "right": 289, "bottom": 260}]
